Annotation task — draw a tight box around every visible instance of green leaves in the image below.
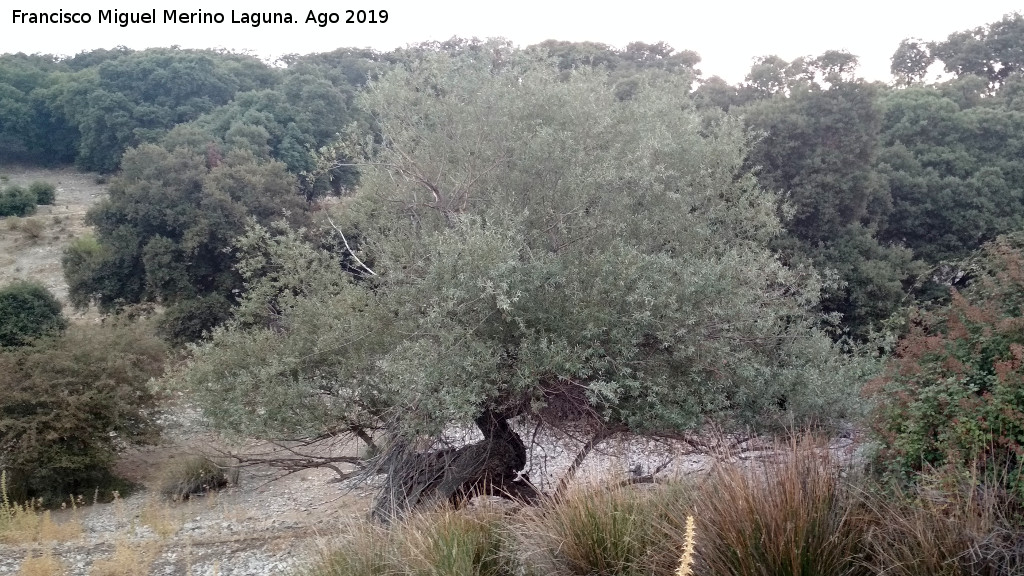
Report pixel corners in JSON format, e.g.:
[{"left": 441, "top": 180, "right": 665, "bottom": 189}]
[{"left": 179, "top": 52, "right": 866, "bottom": 440}]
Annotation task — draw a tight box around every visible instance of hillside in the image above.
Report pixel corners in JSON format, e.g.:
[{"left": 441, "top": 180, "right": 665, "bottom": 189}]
[{"left": 0, "top": 165, "right": 104, "bottom": 315}]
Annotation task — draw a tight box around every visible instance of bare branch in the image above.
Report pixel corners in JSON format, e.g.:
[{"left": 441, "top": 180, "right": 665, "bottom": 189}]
[{"left": 325, "top": 213, "right": 377, "bottom": 277}]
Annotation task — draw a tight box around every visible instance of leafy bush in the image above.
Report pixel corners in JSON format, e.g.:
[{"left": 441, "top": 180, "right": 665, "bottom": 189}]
[
  {"left": 0, "top": 185, "right": 36, "bottom": 217},
  {"left": 0, "top": 320, "right": 167, "bottom": 505},
  {"left": 60, "top": 234, "right": 113, "bottom": 309},
  {"left": 868, "top": 235, "right": 1024, "bottom": 498},
  {"left": 156, "top": 294, "right": 233, "bottom": 346},
  {"left": 0, "top": 281, "right": 67, "bottom": 347},
  {"left": 28, "top": 181, "right": 55, "bottom": 205}
]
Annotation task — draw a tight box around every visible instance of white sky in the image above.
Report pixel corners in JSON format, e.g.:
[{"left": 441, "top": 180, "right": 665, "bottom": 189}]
[{"left": 1, "top": 1, "right": 1021, "bottom": 84}]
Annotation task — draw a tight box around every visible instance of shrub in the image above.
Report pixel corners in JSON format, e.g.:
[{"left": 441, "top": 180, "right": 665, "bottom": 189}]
[
  {"left": 0, "top": 319, "right": 167, "bottom": 505},
  {"left": 0, "top": 281, "right": 67, "bottom": 347},
  {"left": 28, "top": 181, "right": 55, "bottom": 205},
  {"left": 19, "top": 218, "right": 45, "bottom": 241},
  {"left": 155, "top": 455, "right": 238, "bottom": 501},
  {"left": 0, "top": 185, "right": 37, "bottom": 217},
  {"left": 868, "top": 235, "right": 1024, "bottom": 499},
  {"left": 156, "top": 294, "right": 233, "bottom": 346},
  {"left": 61, "top": 234, "right": 108, "bottom": 309}
]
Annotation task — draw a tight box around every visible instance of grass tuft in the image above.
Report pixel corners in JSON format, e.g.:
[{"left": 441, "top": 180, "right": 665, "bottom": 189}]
[
  {"left": 155, "top": 455, "right": 239, "bottom": 501},
  {"left": 520, "top": 483, "right": 688, "bottom": 576},
  {"left": 89, "top": 539, "right": 160, "bottom": 576},
  {"left": 688, "top": 437, "right": 867, "bottom": 576},
  {"left": 307, "top": 508, "right": 512, "bottom": 576},
  {"left": 862, "top": 469, "right": 1024, "bottom": 576},
  {"left": 15, "top": 550, "right": 64, "bottom": 576}
]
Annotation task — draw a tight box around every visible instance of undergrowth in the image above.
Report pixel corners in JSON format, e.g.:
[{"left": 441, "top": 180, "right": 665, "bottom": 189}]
[{"left": 302, "top": 437, "right": 1024, "bottom": 576}]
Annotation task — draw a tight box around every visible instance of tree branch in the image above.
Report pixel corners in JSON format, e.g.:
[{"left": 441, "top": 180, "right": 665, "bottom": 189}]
[{"left": 325, "top": 213, "right": 377, "bottom": 277}]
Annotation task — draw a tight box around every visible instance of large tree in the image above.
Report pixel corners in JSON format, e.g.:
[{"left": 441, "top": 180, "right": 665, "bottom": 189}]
[
  {"left": 63, "top": 135, "right": 309, "bottom": 343},
  {"left": 177, "top": 51, "right": 869, "bottom": 519}
]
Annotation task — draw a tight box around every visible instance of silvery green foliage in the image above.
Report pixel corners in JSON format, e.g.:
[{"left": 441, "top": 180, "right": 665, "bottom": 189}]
[{"left": 178, "top": 51, "right": 870, "bottom": 439}]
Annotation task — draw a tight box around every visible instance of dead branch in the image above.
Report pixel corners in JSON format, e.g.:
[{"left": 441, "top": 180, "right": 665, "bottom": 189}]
[
  {"left": 325, "top": 213, "right": 377, "bottom": 276},
  {"left": 553, "top": 427, "right": 617, "bottom": 499}
]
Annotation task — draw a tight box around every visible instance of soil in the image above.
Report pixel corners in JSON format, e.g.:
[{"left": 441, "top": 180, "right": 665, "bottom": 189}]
[{"left": 0, "top": 164, "right": 108, "bottom": 319}]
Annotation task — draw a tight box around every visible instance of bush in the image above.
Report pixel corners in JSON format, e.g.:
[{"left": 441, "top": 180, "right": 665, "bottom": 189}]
[
  {"left": 28, "top": 181, "right": 55, "bottom": 205},
  {"left": 0, "top": 281, "right": 67, "bottom": 347},
  {"left": 0, "top": 185, "right": 36, "bottom": 217},
  {"left": 0, "top": 319, "right": 167, "bottom": 505},
  {"left": 19, "top": 217, "right": 45, "bottom": 241},
  {"left": 868, "top": 235, "right": 1024, "bottom": 499}
]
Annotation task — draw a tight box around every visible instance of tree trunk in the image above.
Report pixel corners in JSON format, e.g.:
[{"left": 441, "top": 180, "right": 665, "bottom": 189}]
[{"left": 370, "top": 411, "right": 539, "bottom": 522}]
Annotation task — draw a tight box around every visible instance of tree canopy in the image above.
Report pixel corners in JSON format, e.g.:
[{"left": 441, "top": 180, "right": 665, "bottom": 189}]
[{"left": 178, "top": 52, "right": 865, "bottom": 446}]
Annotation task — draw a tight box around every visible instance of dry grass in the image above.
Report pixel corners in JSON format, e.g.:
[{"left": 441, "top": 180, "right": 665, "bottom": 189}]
[
  {"left": 88, "top": 539, "right": 161, "bottom": 576},
  {"left": 689, "top": 437, "right": 867, "bottom": 576},
  {"left": 155, "top": 455, "right": 239, "bottom": 501},
  {"left": 861, "top": 472, "right": 1024, "bottom": 576},
  {"left": 1, "top": 489, "right": 83, "bottom": 545},
  {"left": 139, "top": 497, "right": 184, "bottom": 539},
  {"left": 15, "top": 550, "right": 65, "bottom": 576}
]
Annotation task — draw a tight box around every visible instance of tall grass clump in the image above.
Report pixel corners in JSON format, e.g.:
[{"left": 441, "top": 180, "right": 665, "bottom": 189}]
[
  {"left": 307, "top": 523, "right": 390, "bottom": 576},
  {"left": 307, "top": 508, "right": 512, "bottom": 576},
  {"left": 396, "top": 509, "right": 512, "bottom": 576},
  {"left": 155, "top": 455, "right": 239, "bottom": 501},
  {"left": 520, "top": 483, "right": 690, "bottom": 576},
  {"left": 690, "top": 438, "right": 867, "bottom": 576},
  {"left": 862, "top": 468, "right": 1024, "bottom": 576}
]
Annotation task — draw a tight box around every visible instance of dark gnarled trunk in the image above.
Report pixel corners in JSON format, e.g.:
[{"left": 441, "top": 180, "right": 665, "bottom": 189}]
[{"left": 370, "top": 411, "right": 539, "bottom": 522}]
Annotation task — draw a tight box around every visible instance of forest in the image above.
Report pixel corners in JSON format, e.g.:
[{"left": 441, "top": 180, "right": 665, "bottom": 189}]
[{"left": 1, "top": 12, "right": 1024, "bottom": 576}]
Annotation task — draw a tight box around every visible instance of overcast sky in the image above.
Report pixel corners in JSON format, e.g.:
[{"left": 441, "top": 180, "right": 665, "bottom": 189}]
[{"left": 2, "top": 1, "right": 1021, "bottom": 84}]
